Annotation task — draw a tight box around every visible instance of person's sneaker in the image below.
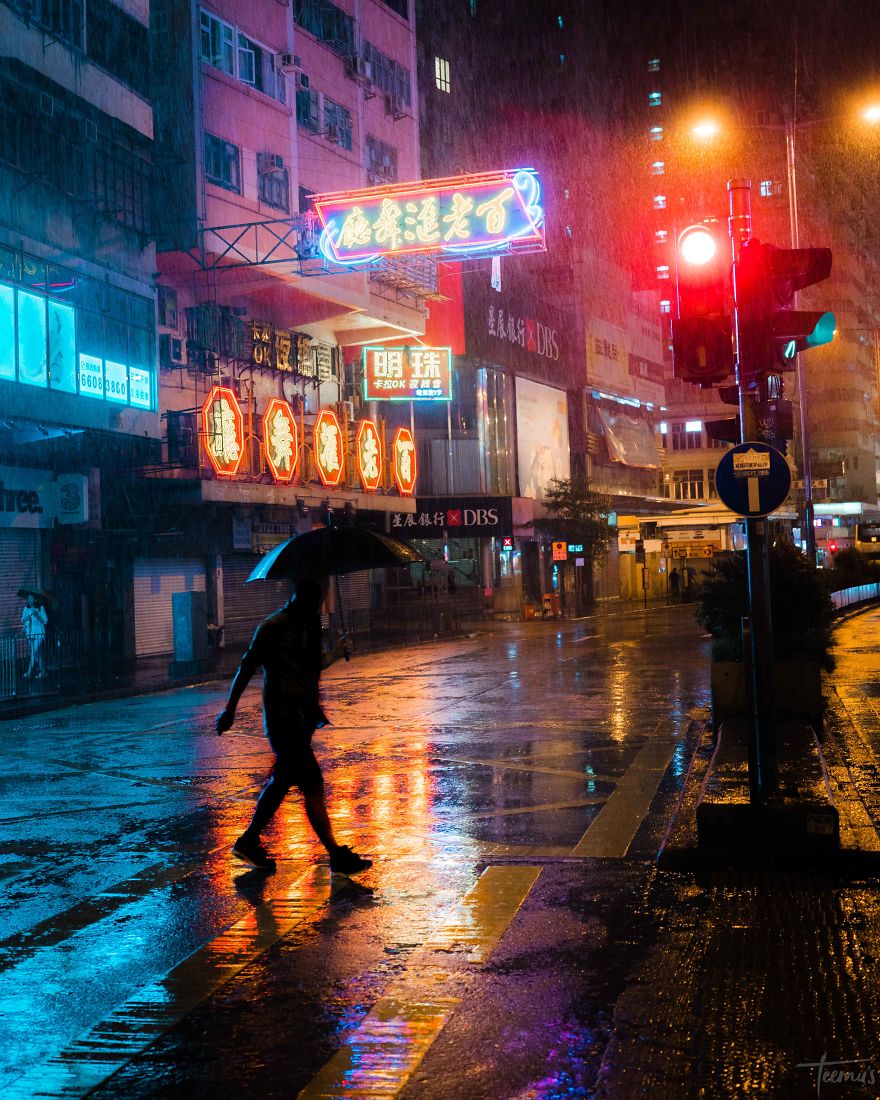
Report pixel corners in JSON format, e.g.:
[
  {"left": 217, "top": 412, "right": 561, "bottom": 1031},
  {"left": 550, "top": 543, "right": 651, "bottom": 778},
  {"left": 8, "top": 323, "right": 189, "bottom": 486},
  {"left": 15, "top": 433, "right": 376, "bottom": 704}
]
[
  {"left": 232, "top": 834, "right": 276, "bottom": 871},
  {"left": 329, "top": 845, "right": 372, "bottom": 874}
]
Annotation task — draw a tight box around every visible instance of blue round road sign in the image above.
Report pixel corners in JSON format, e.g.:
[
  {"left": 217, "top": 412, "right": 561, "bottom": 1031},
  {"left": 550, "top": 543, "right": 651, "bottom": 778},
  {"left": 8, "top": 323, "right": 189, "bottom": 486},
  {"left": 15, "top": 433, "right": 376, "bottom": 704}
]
[{"left": 714, "top": 442, "right": 791, "bottom": 518}]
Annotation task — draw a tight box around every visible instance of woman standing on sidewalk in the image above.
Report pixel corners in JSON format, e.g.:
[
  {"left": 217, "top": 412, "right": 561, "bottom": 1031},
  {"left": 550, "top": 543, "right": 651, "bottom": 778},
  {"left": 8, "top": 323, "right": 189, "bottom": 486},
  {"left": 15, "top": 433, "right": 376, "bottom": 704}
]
[{"left": 21, "top": 595, "right": 48, "bottom": 679}]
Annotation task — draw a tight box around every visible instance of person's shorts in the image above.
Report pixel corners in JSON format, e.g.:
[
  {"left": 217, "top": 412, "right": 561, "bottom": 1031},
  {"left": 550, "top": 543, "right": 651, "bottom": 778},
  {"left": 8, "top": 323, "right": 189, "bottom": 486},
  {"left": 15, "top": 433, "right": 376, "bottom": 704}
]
[{"left": 264, "top": 709, "right": 323, "bottom": 794}]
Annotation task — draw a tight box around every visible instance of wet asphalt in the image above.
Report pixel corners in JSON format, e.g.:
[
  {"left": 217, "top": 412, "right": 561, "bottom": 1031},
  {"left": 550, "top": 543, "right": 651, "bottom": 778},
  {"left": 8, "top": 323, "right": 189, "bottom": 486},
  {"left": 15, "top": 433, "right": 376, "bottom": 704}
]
[{"left": 2, "top": 603, "right": 880, "bottom": 1098}]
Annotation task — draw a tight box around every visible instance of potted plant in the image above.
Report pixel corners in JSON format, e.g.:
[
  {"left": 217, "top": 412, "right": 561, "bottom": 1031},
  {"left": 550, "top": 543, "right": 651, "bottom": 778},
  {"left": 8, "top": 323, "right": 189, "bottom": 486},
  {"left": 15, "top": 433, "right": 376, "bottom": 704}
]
[{"left": 695, "top": 541, "right": 836, "bottom": 730}]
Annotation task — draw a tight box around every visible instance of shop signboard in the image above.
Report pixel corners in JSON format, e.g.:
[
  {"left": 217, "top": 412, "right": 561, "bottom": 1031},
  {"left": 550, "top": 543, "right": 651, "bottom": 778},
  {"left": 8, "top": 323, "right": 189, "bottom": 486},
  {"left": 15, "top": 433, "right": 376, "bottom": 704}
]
[
  {"left": 201, "top": 385, "right": 244, "bottom": 478},
  {"left": 393, "top": 496, "right": 513, "bottom": 538},
  {"left": 314, "top": 409, "right": 345, "bottom": 487},
  {"left": 314, "top": 169, "right": 544, "bottom": 265},
  {"left": 362, "top": 346, "right": 452, "bottom": 401},
  {"left": 262, "top": 398, "right": 298, "bottom": 483},
  {"left": 355, "top": 418, "right": 382, "bottom": 492},
  {"left": 0, "top": 466, "right": 88, "bottom": 527},
  {"left": 392, "top": 427, "right": 417, "bottom": 495},
  {"left": 552, "top": 541, "right": 567, "bottom": 561}
]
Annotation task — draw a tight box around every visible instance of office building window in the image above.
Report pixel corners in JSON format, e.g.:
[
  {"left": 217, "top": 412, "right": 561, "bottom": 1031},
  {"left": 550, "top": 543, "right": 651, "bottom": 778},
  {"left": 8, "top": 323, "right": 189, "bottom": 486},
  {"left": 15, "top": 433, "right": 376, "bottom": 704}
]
[
  {"left": 204, "top": 132, "right": 241, "bottom": 193},
  {"left": 435, "top": 57, "right": 450, "bottom": 93},
  {"left": 672, "top": 468, "right": 704, "bottom": 499}
]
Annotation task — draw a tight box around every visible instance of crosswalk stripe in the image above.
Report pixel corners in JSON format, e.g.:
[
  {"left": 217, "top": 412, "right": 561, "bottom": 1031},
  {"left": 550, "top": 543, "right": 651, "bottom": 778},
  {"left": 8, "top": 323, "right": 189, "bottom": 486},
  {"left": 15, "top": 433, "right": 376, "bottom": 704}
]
[{"left": 4, "top": 869, "right": 345, "bottom": 1099}]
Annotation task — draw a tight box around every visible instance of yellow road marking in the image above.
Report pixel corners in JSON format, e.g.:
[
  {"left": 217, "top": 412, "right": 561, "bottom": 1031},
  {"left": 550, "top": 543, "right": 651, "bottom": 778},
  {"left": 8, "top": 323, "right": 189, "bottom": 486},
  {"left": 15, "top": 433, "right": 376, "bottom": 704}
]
[
  {"left": 298, "top": 864, "right": 541, "bottom": 1098},
  {"left": 297, "top": 998, "right": 458, "bottom": 1099},
  {"left": 5, "top": 869, "right": 344, "bottom": 1100},
  {"left": 571, "top": 731, "right": 677, "bottom": 858},
  {"left": 425, "top": 864, "right": 542, "bottom": 963}
]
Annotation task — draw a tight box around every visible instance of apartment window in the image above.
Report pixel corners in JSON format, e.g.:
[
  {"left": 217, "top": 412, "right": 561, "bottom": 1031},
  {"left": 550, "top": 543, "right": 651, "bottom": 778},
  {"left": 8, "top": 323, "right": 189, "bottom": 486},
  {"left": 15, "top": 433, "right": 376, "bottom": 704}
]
[
  {"left": 672, "top": 468, "right": 704, "bottom": 500},
  {"left": 86, "top": 0, "right": 150, "bottom": 97},
  {"left": 653, "top": 194, "right": 667, "bottom": 209},
  {"left": 648, "top": 91, "right": 662, "bottom": 108},
  {"left": 204, "top": 132, "right": 241, "bottom": 193},
  {"left": 324, "top": 98, "right": 353, "bottom": 150},
  {"left": 380, "top": 0, "right": 408, "bottom": 17},
  {"left": 648, "top": 57, "right": 660, "bottom": 72},
  {"left": 649, "top": 126, "right": 663, "bottom": 141},
  {"left": 655, "top": 229, "right": 668, "bottom": 244},
  {"left": 14, "top": 0, "right": 84, "bottom": 50},
  {"left": 659, "top": 299, "right": 671, "bottom": 314},
  {"left": 365, "top": 135, "right": 397, "bottom": 184},
  {"left": 258, "top": 163, "right": 289, "bottom": 211},
  {"left": 759, "top": 179, "right": 782, "bottom": 198},
  {"left": 651, "top": 160, "right": 665, "bottom": 175},
  {"left": 670, "top": 423, "right": 702, "bottom": 450},
  {"left": 294, "top": 0, "right": 355, "bottom": 57},
  {"left": 708, "top": 468, "right": 717, "bottom": 497},
  {"left": 296, "top": 87, "right": 321, "bottom": 131},
  {"left": 200, "top": 10, "right": 234, "bottom": 74},
  {"left": 363, "top": 40, "right": 412, "bottom": 107},
  {"left": 200, "top": 11, "right": 285, "bottom": 101},
  {"left": 435, "top": 57, "right": 451, "bottom": 93},
  {"left": 299, "top": 185, "right": 316, "bottom": 213},
  {"left": 656, "top": 264, "right": 670, "bottom": 280}
]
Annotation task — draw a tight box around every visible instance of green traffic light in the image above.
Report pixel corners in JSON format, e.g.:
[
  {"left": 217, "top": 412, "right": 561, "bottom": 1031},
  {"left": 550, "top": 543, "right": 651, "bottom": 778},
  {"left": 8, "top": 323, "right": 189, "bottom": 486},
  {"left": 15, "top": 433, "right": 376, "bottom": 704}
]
[{"left": 805, "top": 310, "right": 836, "bottom": 349}]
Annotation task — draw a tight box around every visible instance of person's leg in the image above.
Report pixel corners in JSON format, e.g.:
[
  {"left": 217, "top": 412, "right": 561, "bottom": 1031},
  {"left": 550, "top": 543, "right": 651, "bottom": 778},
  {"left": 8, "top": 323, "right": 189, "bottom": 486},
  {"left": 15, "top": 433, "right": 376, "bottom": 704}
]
[
  {"left": 242, "top": 757, "right": 294, "bottom": 838},
  {"left": 298, "top": 747, "right": 372, "bottom": 873},
  {"left": 303, "top": 782, "right": 339, "bottom": 851}
]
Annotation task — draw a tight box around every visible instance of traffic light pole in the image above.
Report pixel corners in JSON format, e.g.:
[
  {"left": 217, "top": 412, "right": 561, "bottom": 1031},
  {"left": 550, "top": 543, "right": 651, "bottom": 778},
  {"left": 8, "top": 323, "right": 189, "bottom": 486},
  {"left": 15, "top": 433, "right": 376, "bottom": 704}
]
[
  {"left": 785, "top": 118, "right": 818, "bottom": 564},
  {"left": 728, "top": 179, "right": 778, "bottom": 803}
]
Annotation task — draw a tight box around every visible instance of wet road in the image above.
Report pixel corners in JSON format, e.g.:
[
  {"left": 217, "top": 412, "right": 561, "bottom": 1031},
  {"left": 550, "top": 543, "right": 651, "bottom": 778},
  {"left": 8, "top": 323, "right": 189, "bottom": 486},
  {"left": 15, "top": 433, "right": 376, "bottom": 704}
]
[{"left": 1, "top": 606, "right": 710, "bottom": 1097}]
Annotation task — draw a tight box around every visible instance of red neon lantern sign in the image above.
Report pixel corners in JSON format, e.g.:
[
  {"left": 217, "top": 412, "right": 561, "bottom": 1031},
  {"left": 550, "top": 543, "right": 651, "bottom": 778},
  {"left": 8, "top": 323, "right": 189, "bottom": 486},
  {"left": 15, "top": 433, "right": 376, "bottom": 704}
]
[
  {"left": 392, "top": 426, "right": 417, "bottom": 495},
  {"left": 355, "top": 418, "right": 383, "bottom": 492},
  {"left": 262, "top": 398, "right": 299, "bottom": 483},
  {"left": 202, "top": 385, "right": 244, "bottom": 477},
  {"left": 313, "top": 409, "right": 345, "bottom": 487}
]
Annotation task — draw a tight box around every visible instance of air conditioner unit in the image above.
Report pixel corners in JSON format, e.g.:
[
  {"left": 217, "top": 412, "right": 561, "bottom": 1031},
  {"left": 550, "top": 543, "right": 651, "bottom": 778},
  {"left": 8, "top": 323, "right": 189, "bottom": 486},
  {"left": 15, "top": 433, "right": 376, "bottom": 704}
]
[
  {"left": 384, "top": 93, "right": 407, "bottom": 120},
  {"left": 279, "top": 52, "right": 302, "bottom": 72},
  {"left": 159, "top": 334, "right": 185, "bottom": 368},
  {"left": 257, "top": 152, "right": 284, "bottom": 174},
  {"left": 325, "top": 125, "right": 341, "bottom": 144},
  {"left": 344, "top": 55, "right": 372, "bottom": 86}
]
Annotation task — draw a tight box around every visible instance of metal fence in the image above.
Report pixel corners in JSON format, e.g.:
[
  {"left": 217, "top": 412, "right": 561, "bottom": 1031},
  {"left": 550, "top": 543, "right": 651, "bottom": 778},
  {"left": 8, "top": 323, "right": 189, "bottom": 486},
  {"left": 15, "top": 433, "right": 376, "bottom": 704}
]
[
  {"left": 830, "top": 582, "right": 880, "bottom": 611},
  {"left": 0, "top": 629, "right": 121, "bottom": 700}
]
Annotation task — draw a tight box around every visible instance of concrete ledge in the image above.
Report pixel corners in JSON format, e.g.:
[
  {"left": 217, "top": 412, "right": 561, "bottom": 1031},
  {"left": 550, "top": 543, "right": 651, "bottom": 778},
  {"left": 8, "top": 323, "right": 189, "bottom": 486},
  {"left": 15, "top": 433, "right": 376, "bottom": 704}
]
[{"left": 696, "top": 718, "right": 839, "bottom": 853}]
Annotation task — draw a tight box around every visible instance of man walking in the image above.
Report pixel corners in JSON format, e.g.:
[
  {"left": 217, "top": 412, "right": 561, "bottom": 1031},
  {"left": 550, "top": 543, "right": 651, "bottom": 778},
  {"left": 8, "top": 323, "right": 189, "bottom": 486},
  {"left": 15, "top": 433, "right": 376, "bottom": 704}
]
[{"left": 216, "top": 576, "right": 371, "bottom": 875}]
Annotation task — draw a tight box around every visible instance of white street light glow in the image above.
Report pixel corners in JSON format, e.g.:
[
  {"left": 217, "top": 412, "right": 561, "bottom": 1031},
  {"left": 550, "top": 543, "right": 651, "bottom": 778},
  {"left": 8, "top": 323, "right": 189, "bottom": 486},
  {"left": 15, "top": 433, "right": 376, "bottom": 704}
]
[{"left": 692, "top": 120, "right": 720, "bottom": 139}]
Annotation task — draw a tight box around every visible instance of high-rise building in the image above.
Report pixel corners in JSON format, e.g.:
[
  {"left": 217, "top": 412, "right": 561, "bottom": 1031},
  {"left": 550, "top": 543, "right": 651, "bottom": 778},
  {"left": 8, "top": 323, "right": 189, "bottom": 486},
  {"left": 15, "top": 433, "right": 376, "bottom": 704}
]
[{"left": 0, "top": 0, "right": 158, "bottom": 659}]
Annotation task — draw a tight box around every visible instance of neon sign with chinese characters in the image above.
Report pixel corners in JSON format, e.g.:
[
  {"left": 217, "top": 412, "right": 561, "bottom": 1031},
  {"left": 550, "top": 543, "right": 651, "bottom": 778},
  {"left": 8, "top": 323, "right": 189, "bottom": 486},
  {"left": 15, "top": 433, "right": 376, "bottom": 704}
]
[
  {"left": 392, "top": 427, "right": 417, "bottom": 495},
  {"left": 363, "top": 346, "right": 452, "bottom": 402},
  {"left": 313, "top": 409, "right": 345, "bottom": 487},
  {"left": 262, "top": 398, "right": 299, "bottom": 483},
  {"left": 202, "top": 385, "right": 244, "bottom": 478},
  {"left": 314, "top": 170, "right": 544, "bottom": 265},
  {"left": 355, "top": 419, "right": 383, "bottom": 492}
]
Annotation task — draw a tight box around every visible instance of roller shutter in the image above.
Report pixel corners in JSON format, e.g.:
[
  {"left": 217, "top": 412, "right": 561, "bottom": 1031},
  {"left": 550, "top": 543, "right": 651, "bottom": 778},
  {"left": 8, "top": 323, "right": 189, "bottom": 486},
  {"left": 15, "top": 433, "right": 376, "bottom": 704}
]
[
  {"left": 0, "top": 530, "right": 41, "bottom": 635},
  {"left": 221, "top": 555, "right": 292, "bottom": 648},
  {"left": 133, "top": 558, "right": 206, "bottom": 657}
]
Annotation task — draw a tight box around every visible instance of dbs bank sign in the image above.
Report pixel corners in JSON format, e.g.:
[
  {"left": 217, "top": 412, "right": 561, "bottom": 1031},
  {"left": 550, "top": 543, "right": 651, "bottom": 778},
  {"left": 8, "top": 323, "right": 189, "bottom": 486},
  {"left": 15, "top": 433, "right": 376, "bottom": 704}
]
[{"left": 392, "top": 496, "right": 513, "bottom": 538}]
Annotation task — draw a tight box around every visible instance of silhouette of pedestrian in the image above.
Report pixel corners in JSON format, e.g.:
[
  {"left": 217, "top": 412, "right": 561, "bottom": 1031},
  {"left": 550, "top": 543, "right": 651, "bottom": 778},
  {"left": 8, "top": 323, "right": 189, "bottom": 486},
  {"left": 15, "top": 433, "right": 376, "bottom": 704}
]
[
  {"left": 216, "top": 576, "right": 370, "bottom": 875},
  {"left": 668, "top": 568, "right": 681, "bottom": 598}
]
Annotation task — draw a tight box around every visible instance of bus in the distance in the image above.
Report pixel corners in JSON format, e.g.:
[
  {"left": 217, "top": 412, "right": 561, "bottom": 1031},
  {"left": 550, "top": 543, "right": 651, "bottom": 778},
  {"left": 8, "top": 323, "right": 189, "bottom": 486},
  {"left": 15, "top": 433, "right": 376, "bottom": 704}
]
[{"left": 854, "top": 522, "right": 880, "bottom": 561}]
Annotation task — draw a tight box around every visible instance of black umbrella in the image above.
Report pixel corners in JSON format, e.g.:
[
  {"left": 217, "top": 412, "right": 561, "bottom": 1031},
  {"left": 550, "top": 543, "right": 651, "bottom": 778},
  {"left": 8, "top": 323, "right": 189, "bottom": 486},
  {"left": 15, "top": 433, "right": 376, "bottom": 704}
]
[
  {"left": 246, "top": 526, "right": 425, "bottom": 582},
  {"left": 17, "top": 588, "right": 54, "bottom": 604}
]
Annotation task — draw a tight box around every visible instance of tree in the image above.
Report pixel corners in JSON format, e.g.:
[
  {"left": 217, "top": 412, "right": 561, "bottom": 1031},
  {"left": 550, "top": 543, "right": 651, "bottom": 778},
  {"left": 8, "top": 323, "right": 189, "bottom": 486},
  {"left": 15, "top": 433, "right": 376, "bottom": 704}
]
[{"left": 528, "top": 476, "right": 613, "bottom": 611}]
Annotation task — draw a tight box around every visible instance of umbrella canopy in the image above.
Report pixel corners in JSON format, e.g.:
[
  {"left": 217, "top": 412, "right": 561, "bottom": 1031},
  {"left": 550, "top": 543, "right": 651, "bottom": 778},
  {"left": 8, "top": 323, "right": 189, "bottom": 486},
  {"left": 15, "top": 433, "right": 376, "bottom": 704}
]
[
  {"left": 246, "top": 527, "right": 426, "bottom": 582},
  {"left": 17, "top": 588, "right": 54, "bottom": 603}
]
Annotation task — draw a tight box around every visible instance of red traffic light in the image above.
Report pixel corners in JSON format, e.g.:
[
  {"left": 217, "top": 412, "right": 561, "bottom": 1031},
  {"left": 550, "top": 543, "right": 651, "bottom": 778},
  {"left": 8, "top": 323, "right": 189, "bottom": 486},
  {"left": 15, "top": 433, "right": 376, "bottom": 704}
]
[{"left": 671, "top": 223, "right": 733, "bottom": 386}]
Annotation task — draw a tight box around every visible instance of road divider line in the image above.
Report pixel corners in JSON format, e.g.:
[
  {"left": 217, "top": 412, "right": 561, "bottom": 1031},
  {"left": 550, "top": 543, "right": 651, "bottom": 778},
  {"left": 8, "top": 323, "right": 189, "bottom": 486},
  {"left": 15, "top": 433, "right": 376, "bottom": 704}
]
[
  {"left": 4, "top": 869, "right": 344, "bottom": 1100},
  {"left": 571, "top": 729, "right": 677, "bottom": 858}
]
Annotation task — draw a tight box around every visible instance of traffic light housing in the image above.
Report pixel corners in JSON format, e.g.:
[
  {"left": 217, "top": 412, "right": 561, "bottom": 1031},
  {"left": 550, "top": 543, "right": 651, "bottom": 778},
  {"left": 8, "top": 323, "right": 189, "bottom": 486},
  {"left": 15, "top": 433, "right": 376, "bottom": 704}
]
[
  {"left": 735, "top": 239, "right": 835, "bottom": 376},
  {"left": 671, "top": 223, "right": 734, "bottom": 386}
]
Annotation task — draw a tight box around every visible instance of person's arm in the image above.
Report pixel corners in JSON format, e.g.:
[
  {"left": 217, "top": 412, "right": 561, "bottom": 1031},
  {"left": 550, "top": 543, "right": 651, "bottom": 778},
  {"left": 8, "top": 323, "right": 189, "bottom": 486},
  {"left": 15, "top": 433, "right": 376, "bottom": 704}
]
[
  {"left": 216, "top": 628, "right": 264, "bottom": 734},
  {"left": 321, "top": 633, "right": 350, "bottom": 669},
  {"left": 37, "top": 607, "right": 47, "bottom": 626}
]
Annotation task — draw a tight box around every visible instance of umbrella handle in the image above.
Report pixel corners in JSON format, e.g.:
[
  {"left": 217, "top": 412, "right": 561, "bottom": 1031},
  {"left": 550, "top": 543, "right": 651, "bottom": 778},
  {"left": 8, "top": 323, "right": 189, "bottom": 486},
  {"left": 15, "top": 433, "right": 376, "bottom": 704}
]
[{"left": 333, "top": 574, "right": 350, "bottom": 660}]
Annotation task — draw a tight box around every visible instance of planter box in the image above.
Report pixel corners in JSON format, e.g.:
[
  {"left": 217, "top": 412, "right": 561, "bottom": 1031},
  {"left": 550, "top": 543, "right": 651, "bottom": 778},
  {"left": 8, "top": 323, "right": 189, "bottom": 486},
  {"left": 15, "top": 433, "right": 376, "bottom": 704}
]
[{"left": 711, "top": 658, "right": 824, "bottom": 732}]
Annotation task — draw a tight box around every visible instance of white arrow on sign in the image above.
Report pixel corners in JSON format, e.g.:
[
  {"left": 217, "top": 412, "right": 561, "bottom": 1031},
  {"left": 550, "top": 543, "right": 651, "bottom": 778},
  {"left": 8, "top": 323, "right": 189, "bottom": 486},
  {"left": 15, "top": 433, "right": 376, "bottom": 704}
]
[{"left": 747, "top": 476, "right": 760, "bottom": 512}]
